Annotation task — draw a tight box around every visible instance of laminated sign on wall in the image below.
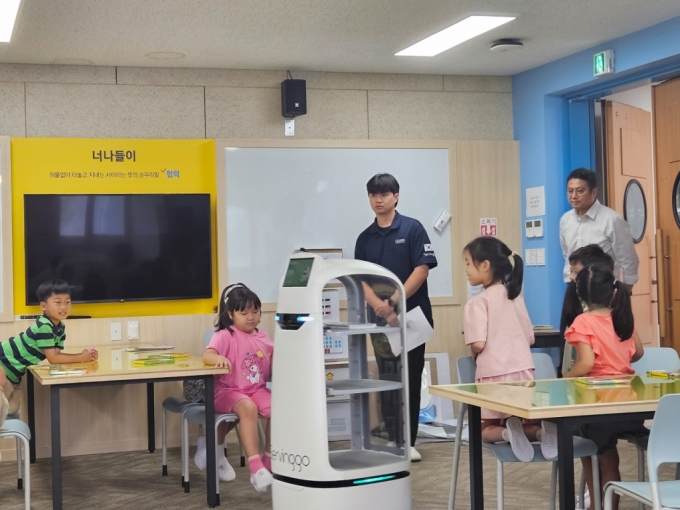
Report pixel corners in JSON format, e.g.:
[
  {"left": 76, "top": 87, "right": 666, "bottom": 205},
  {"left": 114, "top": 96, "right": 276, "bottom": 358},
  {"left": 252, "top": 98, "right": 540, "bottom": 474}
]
[{"left": 480, "top": 218, "right": 497, "bottom": 237}]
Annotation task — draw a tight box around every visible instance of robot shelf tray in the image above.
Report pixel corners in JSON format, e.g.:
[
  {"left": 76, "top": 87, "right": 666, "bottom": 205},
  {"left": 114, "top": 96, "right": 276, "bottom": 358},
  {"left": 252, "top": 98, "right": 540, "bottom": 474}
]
[
  {"left": 324, "top": 326, "right": 400, "bottom": 336},
  {"left": 325, "top": 379, "right": 403, "bottom": 395}
]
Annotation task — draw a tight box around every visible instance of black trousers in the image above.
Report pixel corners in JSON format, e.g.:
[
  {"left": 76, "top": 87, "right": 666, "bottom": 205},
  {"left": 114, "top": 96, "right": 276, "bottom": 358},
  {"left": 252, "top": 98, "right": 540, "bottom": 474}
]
[{"left": 373, "top": 338, "right": 426, "bottom": 447}]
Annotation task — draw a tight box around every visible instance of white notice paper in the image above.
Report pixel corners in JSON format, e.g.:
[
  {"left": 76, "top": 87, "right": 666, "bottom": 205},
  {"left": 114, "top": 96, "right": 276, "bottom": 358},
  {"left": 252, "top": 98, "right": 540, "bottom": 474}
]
[
  {"left": 405, "top": 306, "right": 435, "bottom": 352},
  {"left": 526, "top": 186, "right": 545, "bottom": 217}
]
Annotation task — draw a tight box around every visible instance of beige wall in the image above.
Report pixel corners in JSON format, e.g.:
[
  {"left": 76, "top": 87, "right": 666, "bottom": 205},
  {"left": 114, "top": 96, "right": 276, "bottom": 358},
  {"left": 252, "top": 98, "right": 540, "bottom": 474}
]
[
  {"left": 0, "top": 63, "right": 512, "bottom": 140},
  {"left": 0, "top": 63, "right": 516, "bottom": 459}
]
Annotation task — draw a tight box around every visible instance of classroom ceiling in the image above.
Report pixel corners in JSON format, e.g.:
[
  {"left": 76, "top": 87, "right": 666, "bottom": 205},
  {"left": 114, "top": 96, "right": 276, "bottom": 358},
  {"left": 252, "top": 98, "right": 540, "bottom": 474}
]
[{"left": 1, "top": 0, "right": 680, "bottom": 75}]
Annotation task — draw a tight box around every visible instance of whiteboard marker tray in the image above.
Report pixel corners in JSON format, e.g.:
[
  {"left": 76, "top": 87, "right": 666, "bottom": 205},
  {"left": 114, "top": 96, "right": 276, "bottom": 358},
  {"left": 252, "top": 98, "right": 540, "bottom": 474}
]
[
  {"left": 329, "top": 450, "right": 404, "bottom": 470},
  {"left": 326, "top": 379, "right": 403, "bottom": 394}
]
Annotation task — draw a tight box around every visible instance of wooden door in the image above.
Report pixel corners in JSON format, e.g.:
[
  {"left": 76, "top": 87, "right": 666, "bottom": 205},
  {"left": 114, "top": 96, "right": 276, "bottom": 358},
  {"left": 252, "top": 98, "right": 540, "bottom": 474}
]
[
  {"left": 605, "top": 101, "right": 658, "bottom": 345},
  {"left": 653, "top": 78, "right": 680, "bottom": 350}
]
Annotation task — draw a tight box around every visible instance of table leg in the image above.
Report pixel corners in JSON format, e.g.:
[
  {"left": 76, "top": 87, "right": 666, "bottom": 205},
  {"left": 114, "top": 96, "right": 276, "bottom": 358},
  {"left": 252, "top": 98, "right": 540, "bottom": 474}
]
[
  {"left": 27, "top": 370, "right": 36, "bottom": 463},
  {"left": 468, "top": 404, "right": 484, "bottom": 510},
  {"left": 51, "top": 386, "right": 63, "bottom": 510},
  {"left": 556, "top": 419, "right": 575, "bottom": 510},
  {"left": 147, "top": 382, "right": 155, "bottom": 453},
  {"left": 205, "top": 376, "right": 219, "bottom": 507}
]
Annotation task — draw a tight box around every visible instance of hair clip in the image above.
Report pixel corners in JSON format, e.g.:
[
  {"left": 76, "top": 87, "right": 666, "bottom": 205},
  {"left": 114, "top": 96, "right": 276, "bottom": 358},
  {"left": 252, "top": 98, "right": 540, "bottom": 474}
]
[{"left": 613, "top": 279, "right": 618, "bottom": 287}]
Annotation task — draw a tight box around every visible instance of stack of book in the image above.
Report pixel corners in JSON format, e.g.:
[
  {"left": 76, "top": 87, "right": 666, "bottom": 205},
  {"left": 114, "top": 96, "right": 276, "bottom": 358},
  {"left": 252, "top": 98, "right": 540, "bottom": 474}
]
[
  {"left": 575, "top": 376, "right": 632, "bottom": 387},
  {"left": 646, "top": 370, "right": 680, "bottom": 380}
]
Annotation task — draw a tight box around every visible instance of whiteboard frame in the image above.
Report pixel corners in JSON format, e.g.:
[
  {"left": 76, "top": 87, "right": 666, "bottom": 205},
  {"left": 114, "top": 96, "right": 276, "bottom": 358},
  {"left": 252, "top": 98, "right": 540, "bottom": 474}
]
[
  {"left": 0, "top": 137, "right": 13, "bottom": 322},
  {"left": 215, "top": 139, "right": 460, "bottom": 306}
]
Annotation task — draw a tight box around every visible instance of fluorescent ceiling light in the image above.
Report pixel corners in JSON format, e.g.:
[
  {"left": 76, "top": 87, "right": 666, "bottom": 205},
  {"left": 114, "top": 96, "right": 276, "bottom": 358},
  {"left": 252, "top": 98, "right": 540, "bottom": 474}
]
[
  {"left": 396, "top": 15, "right": 515, "bottom": 57},
  {"left": 0, "top": 0, "right": 22, "bottom": 42}
]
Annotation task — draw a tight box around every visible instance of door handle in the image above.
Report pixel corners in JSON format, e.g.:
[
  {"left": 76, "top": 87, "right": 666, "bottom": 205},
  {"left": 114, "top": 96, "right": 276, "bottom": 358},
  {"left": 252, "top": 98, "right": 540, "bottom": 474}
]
[{"left": 652, "top": 279, "right": 658, "bottom": 284}]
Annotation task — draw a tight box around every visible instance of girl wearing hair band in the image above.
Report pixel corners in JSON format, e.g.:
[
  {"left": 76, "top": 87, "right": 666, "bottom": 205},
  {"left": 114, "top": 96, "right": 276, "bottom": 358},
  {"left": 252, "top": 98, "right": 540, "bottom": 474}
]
[
  {"left": 463, "top": 236, "right": 557, "bottom": 462},
  {"left": 195, "top": 283, "right": 274, "bottom": 493},
  {"left": 565, "top": 263, "right": 645, "bottom": 510}
]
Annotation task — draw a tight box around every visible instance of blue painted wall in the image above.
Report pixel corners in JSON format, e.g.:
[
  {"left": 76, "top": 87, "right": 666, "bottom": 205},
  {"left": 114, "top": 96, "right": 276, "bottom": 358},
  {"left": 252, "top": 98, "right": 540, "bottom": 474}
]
[{"left": 513, "top": 16, "right": 680, "bottom": 327}]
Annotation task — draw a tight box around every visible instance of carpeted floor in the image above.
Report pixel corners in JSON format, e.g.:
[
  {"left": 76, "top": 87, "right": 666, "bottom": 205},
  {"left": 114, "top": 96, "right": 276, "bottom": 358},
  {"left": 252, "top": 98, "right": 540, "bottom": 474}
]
[{"left": 0, "top": 439, "right": 675, "bottom": 509}]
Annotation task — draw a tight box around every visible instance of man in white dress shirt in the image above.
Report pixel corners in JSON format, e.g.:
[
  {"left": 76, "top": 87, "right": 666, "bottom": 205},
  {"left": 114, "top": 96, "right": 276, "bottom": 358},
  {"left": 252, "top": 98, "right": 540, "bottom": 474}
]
[{"left": 560, "top": 168, "right": 639, "bottom": 293}]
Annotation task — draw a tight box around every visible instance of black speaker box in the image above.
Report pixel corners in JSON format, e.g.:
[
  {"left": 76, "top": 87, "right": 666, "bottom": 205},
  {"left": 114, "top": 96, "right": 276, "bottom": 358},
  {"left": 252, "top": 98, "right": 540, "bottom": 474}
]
[{"left": 281, "top": 79, "right": 307, "bottom": 118}]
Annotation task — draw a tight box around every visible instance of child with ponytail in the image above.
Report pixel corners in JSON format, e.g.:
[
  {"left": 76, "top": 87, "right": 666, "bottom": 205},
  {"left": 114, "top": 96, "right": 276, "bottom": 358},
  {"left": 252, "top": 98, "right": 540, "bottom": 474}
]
[
  {"left": 463, "top": 236, "right": 557, "bottom": 463},
  {"left": 565, "top": 263, "right": 645, "bottom": 510},
  {"left": 195, "top": 284, "right": 274, "bottom": 493}
]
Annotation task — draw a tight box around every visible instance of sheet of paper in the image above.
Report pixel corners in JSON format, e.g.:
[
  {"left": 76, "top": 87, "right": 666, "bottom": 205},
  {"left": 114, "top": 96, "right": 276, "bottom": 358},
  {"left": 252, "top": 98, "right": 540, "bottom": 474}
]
[
  {"left": 526, "top": 186, "right": 545, "bottom": 217},
  {"left": 405, "top": 306, "right": 434, "bottom": 352}
]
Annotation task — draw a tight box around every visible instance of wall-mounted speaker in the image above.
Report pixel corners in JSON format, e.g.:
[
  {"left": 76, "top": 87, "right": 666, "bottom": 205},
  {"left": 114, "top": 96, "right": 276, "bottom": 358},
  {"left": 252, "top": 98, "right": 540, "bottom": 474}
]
[{"left": 281, "top": 79, "right": 307, "bottom": 118}]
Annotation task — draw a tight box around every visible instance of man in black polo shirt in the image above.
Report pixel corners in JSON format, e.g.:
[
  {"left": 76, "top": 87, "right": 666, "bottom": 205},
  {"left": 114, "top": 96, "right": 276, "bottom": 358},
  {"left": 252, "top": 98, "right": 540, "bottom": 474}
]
[{"left": 355, "top": 173, "right": 437, "bottom": 462}]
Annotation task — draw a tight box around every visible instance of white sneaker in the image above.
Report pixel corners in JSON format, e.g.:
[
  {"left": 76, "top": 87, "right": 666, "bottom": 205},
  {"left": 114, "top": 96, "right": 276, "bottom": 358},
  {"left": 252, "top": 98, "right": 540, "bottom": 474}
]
[
  {"left": 410, "top": 447, "right": 422, "bottom": 462},
  {"left": 539, "top": 421, "right": 558, "bottom": 460},
  {"left": 502, "top": 417, "right": 534, "bottom": 462},
  {"left": 250, "top": 467, "right": 273, "bottom": 492},
  {"left": 218, "top": 456, "right": 236, "bottom": 482},
  {"left": 194, "top": 436, "right": 207, "bottom": 471}
]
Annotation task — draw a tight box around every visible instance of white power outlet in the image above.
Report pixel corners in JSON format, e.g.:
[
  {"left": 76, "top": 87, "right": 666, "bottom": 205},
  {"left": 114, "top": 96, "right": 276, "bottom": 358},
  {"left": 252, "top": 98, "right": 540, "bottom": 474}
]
[
  {"left": 128, "top": 321, "right": 140, "bottom": 340},
  {"left": 111, "top": 322, "right": 122, "bottom": 341}
]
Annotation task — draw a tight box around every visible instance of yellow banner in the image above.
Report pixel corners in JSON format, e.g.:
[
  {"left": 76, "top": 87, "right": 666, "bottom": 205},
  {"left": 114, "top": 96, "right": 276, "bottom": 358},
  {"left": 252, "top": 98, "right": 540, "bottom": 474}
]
[{"left": 11, "top": 138, "right": 217, "bottom": 318}]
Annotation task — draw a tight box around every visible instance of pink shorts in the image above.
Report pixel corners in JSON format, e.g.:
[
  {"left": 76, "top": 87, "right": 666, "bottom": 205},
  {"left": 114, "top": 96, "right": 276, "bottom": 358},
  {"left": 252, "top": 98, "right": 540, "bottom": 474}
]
[
  {"left": 214, "top": 387, "right": 271, "bottom": 418},
  {"left": 476, "top": 369, "right": 535, "bottom": 421}
]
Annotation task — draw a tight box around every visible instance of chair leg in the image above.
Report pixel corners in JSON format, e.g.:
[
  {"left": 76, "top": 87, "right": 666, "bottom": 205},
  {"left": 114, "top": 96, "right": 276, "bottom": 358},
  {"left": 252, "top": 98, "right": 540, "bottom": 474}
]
[
  {"left": 550, "top": 462, "right": 557, "bottom": 510},
  {"left": 496, "top": 460, "right": 504, "bottom": 510},
  {"left": 258, "top": 418, "right": 266, "bottom": 451},
  {"left": 235, "top": 424, "right": 245, "bottom": 467},
  {"left": 161, "top": 408, "right": 168, "bottom": 476},
  {"left": 18, "top": 435, "right": 30, "bottom": 510},
  {"left": 183, "top": 417, "right": 190, "bottom": 493},
  {"left": 579, "top": 469, "right": 587, "bottom": 509},
  {"left": 591, "top": 455, "right": 601, "bottom": 510},
  {"left": 636, "top": 447, "right": 645, "bottom": 510},
  {"left": 448, "top": 406, "right": 466, "bottom": 510},
  {"left": 603, "top": 484, "right": 615, "bottom": 510},
  {"left": 16, "top": 437, "right": 23, "bottom": 490}
]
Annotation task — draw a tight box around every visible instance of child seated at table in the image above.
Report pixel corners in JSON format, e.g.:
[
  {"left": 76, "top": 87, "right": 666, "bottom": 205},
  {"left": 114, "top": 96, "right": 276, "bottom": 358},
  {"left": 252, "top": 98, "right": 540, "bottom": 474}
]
[
  {"left": 0, "top": 280, "right": 98, "bottom": 415},
  {"left": 195, "top": 283, "right": 274, "bottom": 493},
  {"left": 463, "top": 236, "right": 557, "bottom": 462},
  {"left": 564, "top": 263, "right": 645, "bottom": 510},
  {"left": 559, "top": 244, "right": 616, "bottom": 376}
]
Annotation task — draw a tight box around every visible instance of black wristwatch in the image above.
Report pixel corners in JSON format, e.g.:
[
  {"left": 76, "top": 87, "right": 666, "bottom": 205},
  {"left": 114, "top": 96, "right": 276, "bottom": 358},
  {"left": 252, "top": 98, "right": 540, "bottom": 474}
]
[{"left": 387, "top": 298, "right": 399, "bottom": 312}]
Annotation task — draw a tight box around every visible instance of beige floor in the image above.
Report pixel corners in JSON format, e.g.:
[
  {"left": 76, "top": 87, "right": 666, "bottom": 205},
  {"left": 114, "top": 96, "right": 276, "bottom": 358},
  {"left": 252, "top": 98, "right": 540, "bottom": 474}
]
[{"left": 0, "top": 439, "right": 675, "bottom": 509}]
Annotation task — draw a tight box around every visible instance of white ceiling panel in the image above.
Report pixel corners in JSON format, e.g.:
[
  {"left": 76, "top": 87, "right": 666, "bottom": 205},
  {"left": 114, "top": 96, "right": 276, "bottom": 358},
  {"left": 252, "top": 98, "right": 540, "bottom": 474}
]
[{"left": 0, "top": 0, "right": 679, "bottom": 75}]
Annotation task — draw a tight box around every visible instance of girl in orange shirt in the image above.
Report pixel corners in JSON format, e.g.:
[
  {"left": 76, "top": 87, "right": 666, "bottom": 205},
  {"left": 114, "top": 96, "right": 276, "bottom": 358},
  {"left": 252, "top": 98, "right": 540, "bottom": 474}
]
[{"left": 565, "top": 263, "right": 645, "bottom": 510}]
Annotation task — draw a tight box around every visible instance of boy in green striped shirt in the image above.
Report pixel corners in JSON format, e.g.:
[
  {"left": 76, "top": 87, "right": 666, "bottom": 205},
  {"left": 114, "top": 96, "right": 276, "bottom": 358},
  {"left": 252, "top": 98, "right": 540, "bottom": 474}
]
[{"left": 0, "top": 280, "right": 98, "bottom": 414}]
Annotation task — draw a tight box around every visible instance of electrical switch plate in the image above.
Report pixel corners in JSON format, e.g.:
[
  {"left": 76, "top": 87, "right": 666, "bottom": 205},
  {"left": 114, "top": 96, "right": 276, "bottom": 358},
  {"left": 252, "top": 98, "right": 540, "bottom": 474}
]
[
  {"left": 525, "top": 220, "right": 534, "bottom": 238},
  {"left": 530, "top": 249, "right": 537, "bottom": 266},
  {"left": 128, "top": 320, "right": 139, "bottom": 340},
  {"left": 525, "top": 249, "right": 532, "bottom": 266},
  {"left": 532, "top": 219, "right": 544, "bottom": 237},
  {"left": 536, "top": 248, "right": 546, "bottom": 266},
  {"left": 285, "top": 119, "right": 295, "bottom": 136},
  {"left": 111, "top": 322, "right": 122, "bottom": 341},
  {"left": 433, "top": 210, "right": 452, "bottom": 232}
]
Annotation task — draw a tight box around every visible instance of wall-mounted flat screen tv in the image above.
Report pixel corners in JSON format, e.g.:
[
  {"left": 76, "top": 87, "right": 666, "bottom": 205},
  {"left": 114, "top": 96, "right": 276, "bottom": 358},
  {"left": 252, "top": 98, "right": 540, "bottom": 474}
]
[{"left": 24, "top": 194, "right": 212, "bottom": 305}]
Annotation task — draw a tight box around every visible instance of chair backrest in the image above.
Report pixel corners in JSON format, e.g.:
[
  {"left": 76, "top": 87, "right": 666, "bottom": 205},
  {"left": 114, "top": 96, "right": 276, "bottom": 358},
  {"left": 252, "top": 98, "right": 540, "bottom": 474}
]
[
  {"left": 646, "top": 394, "right": 680, "bottom": 485},
  {"left": 204, "top": 329, "right": 215, "bottom": 348},
  {"left": 631, "top": 347, "right": 680, "bottom": 374},
  {"left": 457, "top": 352, "right": 556, "bottom": 385}
]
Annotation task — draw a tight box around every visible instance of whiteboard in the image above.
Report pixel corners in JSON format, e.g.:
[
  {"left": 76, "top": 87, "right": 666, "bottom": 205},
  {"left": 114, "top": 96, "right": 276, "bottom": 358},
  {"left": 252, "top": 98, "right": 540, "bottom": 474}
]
[{"left": 224, "top": 147, "right": 453, "bottom": 303}]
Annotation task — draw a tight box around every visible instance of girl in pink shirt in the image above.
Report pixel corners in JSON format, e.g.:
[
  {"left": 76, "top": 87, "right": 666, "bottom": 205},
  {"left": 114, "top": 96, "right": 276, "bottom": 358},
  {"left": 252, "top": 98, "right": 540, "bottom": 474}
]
[
  {"left": 565, "top": 264, "right": 644, "bottom": 510},
  {"left": 195, "top": 284, "right": 274, "bottom": 493},
  {"left": 464, "top": 237, "right": 556, "bottom": 462}
]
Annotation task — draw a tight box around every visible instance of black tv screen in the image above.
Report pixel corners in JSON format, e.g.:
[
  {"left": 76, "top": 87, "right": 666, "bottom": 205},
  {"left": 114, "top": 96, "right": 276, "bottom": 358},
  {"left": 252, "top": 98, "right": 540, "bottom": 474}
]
[{"left": 24, "top": 194, "right": 212, "bottom": 305}]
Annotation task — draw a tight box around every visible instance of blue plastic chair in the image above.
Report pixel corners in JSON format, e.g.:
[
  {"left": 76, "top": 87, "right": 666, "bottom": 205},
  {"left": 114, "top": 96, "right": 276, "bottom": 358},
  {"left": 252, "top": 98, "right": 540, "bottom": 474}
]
[
  {"left": 449, "top": 353, "right": 601, "bottom": 510},
  {"left": 0, "top": 418, "right": 31, "bottom": 510},
  {"left": 604, "top": 393, "right": 680, "bottom": 510},
  {"left": 160, "top": 329, "right": 246, "bottom": 489}
]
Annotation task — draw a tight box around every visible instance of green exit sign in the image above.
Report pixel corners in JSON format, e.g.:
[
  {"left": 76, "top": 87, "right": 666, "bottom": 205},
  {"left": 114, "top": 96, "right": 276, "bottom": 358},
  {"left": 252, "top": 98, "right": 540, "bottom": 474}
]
[{"left": 594, "top": 50, "right": 614, "bottom": 77}]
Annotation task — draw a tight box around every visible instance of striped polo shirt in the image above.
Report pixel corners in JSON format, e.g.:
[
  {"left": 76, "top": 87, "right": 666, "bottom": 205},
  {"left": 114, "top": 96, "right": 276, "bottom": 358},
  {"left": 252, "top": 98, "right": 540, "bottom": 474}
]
[{"left": 0, "top": 315, "right": 65, "bottom": 383}]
